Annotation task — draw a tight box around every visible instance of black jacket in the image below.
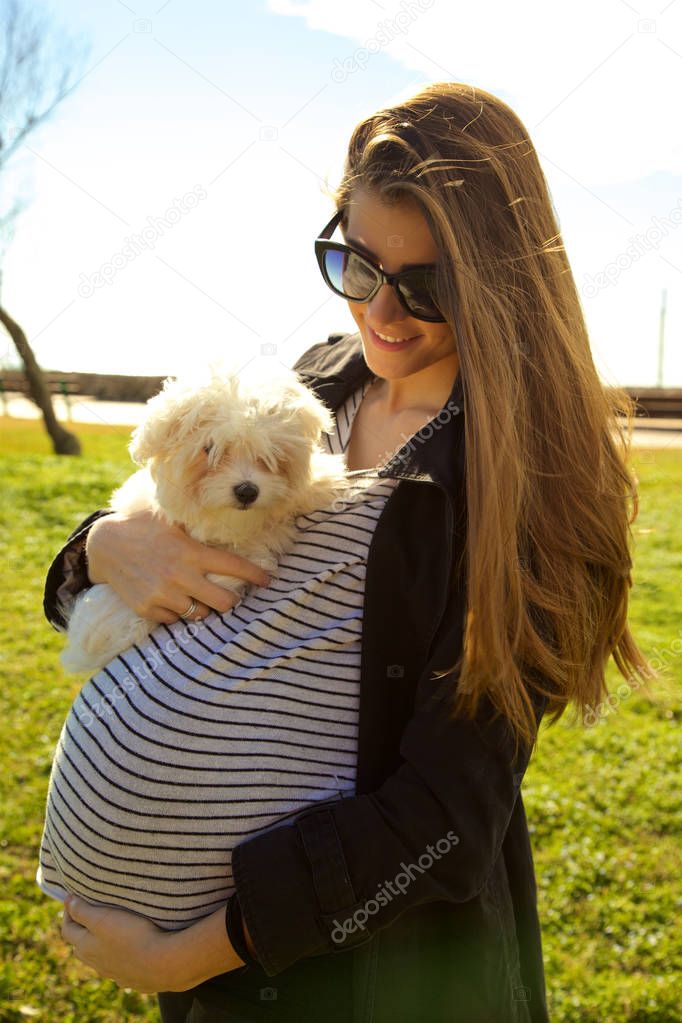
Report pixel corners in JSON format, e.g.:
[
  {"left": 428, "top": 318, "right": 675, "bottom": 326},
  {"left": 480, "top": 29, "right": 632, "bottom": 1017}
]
[{"left": 43, "top": 331, "right": 550, "bottom": 1023}]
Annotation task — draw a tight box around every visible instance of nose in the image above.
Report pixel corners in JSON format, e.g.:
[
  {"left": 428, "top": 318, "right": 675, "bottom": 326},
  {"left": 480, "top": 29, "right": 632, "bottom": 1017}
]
[
  {"left": 233, "top": 481, "right": 259, "bottom": 506},
  {"left": 366, "top": 282, "right": 407, "bottom": 323}
]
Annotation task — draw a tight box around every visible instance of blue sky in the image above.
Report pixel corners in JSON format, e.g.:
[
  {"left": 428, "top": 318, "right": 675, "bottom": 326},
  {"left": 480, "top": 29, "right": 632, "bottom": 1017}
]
[{"left": 1, "top": 0, "right": 681, "bottom": 385}]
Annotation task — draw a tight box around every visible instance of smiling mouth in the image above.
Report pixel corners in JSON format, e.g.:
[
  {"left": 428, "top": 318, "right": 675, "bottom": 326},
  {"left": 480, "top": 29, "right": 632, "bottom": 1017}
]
[
  {"left": 371, "top": 326, "right": 419, "bottom": 342},
  {"left": 367, "top": 325, "right": 421, "bottom": 348}
]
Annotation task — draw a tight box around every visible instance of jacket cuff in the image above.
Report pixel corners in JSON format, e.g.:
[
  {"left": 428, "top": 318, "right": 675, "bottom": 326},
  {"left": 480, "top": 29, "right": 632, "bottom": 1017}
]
[
  {"left": 232, "top": 801, "right": 373, "bottom": 977},
  {"left": 43, "top": 509, "right": 113, "bottom": 631},
  {"left": 224, "top": 893, "right": 259, "bottom": 968}
]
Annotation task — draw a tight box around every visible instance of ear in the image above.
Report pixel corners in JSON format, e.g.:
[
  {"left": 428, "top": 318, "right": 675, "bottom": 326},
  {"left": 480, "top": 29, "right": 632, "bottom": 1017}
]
[
  {"left": 297, "top": 389, "right": 335, "bottom": 443},
  {"left": 128, "top": 377, "right": 197, "bottom": 466},
  {"left": 261, "top": 375, "right": 334, "bottom": 444}
]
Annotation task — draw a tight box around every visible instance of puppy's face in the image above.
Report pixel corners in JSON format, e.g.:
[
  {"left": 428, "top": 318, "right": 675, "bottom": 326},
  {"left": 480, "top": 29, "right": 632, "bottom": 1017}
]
[
  {"left": 129, "top": 370, "right": 333, "bottom": 532},
  {"left": 165, "top": 423, "right": 296, "bottom": 519}
]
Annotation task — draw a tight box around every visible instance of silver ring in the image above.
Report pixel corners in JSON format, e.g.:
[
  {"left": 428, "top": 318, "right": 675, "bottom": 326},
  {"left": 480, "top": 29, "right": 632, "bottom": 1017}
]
[{"left": 179, "top": 598, "right": 197, "bottom": 620}]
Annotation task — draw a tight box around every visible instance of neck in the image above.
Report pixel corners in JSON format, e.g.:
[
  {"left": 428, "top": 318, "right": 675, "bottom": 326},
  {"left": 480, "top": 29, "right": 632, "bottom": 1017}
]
[{"left": 371, "top": 351, "right": 460, "bottom": 418}]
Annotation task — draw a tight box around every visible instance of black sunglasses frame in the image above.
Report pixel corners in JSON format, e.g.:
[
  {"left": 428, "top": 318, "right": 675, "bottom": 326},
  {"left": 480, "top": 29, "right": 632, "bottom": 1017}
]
[{"left": 314, "top": 210, "right": 447, "bottom": 323}]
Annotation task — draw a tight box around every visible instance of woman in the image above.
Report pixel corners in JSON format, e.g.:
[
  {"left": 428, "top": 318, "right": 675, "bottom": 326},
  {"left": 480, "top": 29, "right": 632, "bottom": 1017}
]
[{"left": 44, "top": 81, "right": 653, "bottom": 1022}]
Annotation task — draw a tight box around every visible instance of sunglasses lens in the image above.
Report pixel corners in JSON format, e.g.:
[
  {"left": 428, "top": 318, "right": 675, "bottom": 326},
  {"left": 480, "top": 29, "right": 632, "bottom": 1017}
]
[
  {"left": 323, "top": 249, "right": 378, "bottom": 301},
  {"left": 398, "top": 273, "right": 442, "bottom": 319},
  {"left": 320, "top": 246, "right": 444, "bottom": 320}
]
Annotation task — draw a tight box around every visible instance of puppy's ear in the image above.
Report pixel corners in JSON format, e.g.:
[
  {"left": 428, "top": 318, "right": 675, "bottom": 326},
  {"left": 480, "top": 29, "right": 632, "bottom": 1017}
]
[
  {"left": 293, "top": 383, "right": 335, "bottom": 443},
  {"left": 128, "top": 377, "right": 198, "bottom": 466},
  {"left": 261, "top": 375, "right": 334, "bottom": 444}
]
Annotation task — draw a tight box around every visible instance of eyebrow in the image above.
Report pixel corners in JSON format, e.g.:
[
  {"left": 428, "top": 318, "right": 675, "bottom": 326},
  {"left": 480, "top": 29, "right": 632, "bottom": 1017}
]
[{"left": 343, "top": 233, "right": 438, "bottom": 271}]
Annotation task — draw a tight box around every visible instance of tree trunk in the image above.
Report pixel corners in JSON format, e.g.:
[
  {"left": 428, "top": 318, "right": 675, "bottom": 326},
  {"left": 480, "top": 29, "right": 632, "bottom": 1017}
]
[{"left": 0, "top": 303, "right": 81, "bottom": 455}]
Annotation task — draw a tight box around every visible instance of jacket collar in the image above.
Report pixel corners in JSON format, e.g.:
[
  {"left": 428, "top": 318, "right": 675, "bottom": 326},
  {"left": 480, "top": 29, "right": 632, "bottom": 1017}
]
[{"left": 294, "top": 331, "right": 466, "bottom": 504}]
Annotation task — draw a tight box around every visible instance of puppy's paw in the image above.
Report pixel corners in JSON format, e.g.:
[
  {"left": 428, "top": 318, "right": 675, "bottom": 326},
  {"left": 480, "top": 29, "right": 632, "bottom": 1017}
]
[
  {"left": 206, "top": 573, "right": 248, "bottom": 597},
  {"left": 60, "top": 644, "right": 107, "bottom": 676}
]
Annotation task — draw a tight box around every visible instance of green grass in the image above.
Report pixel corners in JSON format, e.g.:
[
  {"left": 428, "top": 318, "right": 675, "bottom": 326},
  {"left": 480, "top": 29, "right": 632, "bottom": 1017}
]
[{"left": 1, "top": 417, "right": 680, "bottom": 1022}]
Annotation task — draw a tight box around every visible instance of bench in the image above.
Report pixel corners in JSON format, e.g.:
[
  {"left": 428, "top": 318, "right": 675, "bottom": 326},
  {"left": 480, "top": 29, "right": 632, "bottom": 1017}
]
[
  {"left": 625, "top": 387, "right": 682, "bottom": 420},
  {"left": 0, "top": 372, "right": 81, "bottom": 420}
]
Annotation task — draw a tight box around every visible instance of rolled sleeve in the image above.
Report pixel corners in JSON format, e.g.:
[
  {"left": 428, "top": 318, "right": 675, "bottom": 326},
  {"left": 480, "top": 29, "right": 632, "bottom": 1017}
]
[
  {"left": 43, "top": 509, "right": 113, "bottom": 630},
  {"left": 232, "top": 802, "right": 373, "bottom": 976},
  {"left": 231, "top": 638, "right": 548, "bottom": 977}
]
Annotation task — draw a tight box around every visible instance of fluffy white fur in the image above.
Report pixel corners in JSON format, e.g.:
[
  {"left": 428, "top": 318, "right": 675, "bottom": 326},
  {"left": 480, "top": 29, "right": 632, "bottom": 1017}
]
[{"left": 60, "top": 364, "right": 350, "bottom": 675}]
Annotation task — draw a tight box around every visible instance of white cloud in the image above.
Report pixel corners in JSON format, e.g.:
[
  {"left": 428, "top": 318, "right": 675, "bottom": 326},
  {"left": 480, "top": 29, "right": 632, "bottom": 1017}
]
[
  {"left": 2, "top": 0, "right": 679, "bottom": 384},
  {"left": 268, "top": 0, "right": 682, "bottom": 186}
]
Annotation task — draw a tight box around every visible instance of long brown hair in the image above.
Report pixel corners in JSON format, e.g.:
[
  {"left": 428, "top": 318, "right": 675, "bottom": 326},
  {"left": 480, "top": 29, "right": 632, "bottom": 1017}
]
[{"left": 326, "top": 81, "right": 657, "bottom": 758}]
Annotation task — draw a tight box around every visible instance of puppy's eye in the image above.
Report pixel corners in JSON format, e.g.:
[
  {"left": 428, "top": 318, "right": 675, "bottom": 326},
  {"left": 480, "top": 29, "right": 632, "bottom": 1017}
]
[{"left": 203, "top": 440, "right": 214, "bottom": 455}]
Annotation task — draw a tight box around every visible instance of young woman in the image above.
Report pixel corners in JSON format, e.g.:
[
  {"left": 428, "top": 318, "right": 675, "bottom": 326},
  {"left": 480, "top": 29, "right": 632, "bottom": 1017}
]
[{"left": 45, "top": 81, "right": 653, "bottom": 1022}]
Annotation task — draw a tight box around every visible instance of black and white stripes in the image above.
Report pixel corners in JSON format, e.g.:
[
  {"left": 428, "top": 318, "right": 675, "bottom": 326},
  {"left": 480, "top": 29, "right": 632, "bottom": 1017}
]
[{"left": 37, "top": 376, "right": 400, "bottom": 929}]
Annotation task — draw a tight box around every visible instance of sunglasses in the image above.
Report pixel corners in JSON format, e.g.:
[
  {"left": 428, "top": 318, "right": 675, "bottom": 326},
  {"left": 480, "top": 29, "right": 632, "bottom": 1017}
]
[{"left": 314, "top": 210, "right": 447, "bottom": 323}]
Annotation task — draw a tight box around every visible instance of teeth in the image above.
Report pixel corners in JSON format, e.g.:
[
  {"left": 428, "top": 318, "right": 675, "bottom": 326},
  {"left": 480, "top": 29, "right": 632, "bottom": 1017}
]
[{"left": 375, "top": 330, "right": 413, "bottom": 343}]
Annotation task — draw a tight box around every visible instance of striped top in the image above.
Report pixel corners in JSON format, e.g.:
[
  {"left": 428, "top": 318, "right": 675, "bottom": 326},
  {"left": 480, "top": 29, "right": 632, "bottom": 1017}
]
[{"left": 36, "top": 374, "right": 402, "bottom": 930}]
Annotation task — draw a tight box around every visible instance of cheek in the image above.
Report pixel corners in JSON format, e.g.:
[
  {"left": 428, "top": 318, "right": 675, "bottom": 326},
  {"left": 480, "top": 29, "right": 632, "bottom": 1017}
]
[
  {"left": 273, "top": 459, "right": 296, "bottom": 490},
  {"left": 182, "top": 450, "right": 212, "bottom": 496},
  {"left": 424, "top": 325, "right": 456, "bottom": 349},
  {"left": 151, "top": 451, "right": 207, "bottom": 514},
  {"left": 348, "top": 304, "right": 364, "bottom": 328}
]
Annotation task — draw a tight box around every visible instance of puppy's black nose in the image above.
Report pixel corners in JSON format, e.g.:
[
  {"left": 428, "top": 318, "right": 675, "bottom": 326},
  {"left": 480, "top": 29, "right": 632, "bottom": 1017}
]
[{"left": 233, "top": 481, "right": 259, "bottom": 506}]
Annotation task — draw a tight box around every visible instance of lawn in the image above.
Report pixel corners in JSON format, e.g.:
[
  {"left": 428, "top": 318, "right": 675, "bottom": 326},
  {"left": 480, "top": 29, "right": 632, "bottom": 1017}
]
[{"left": 0, "top": 416, "right": 680, "bottom": 1023}]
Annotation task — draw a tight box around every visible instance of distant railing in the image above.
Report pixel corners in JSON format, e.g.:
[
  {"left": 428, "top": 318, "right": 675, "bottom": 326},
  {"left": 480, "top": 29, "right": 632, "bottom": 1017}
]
[
  {"left": 622, "top": 387, "right": 682, "bottom": 419},
  {"left": 0, "top": 370, "right": 166, "bottom": 412},
  {"left": 1, "top": 371, "right": 681, "bottom": 420},
  {"left": 0, "top": 373, "right": 81, "bottom": 419}
]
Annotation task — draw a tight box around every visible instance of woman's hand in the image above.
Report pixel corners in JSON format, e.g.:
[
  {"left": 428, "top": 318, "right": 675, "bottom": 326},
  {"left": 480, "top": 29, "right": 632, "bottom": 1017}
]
[
  {"left": 61, "top": 896, "right": 176, "bottom": 994},
  {"left": 61, "top": 895, "right": 245, "bottom": 994},
  {"left": 85, "top": 508, "right": 271, "bottom": 624}
]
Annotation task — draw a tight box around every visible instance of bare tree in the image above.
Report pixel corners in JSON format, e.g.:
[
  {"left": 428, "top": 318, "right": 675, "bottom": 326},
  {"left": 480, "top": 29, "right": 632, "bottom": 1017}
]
[{"left": 0, "top": 0, "right": 90, "bottom": 454}]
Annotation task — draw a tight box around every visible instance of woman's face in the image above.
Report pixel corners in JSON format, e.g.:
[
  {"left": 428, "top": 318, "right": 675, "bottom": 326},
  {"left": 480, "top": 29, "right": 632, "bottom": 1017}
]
[{"left": 342, "top": 187, "right": 458, "bottom": 383}]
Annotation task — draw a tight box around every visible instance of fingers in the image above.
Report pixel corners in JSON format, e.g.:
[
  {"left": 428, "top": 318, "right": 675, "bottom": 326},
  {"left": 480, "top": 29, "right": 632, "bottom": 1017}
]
[
  {"left": 148, "top": 589, "right": 238, "bottom": 625},
  {"left": 178, "top": 587, "right": 240, "bottom": 619},
  {"left": 194, "top": 545, "right": 271, "bottom": 588},
  {"left": 147, "top": 606, "right": 181, "bottom": 625},
  {"left": 148, "top": 600, "right": 211, "bottom": 624},
  {"left": 174, "top": 596, "right": 212, "bottom": 621},
  {"left": 89, "top": 513, "right": 270, "bottom": 624},
  {"left": 186, "top": 579, "right": 243, "bottom": 616},
  {"left": 188, "top": 601, "right": 212, "bottom": 619},
  {"left": 61, "top": 907, "right": 86, "bottom": 944}
]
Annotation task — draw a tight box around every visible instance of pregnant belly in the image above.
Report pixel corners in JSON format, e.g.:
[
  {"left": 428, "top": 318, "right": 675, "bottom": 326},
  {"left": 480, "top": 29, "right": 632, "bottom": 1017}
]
[{"left": 37, "top": 625, "right": 359, "bottom": 930}]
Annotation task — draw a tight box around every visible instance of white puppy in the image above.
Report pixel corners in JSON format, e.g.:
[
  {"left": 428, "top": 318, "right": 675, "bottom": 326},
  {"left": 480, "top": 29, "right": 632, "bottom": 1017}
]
[{"left": 60, "top": 364, "right": 350, "bottom": 674}]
